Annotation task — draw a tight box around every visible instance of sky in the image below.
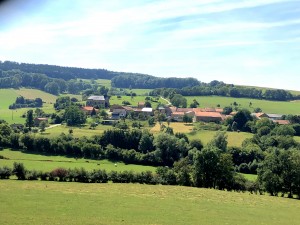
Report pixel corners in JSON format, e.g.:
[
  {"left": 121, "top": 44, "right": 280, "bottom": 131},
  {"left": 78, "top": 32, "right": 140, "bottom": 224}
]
[{"left": 0, "top": 0, "right": 300, "bottom": 90}]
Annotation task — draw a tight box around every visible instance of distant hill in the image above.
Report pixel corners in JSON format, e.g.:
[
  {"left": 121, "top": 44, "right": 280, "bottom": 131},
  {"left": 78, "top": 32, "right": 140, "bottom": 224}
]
[{"left": 0, "top": 61, "right": 200, "bottom": 89}]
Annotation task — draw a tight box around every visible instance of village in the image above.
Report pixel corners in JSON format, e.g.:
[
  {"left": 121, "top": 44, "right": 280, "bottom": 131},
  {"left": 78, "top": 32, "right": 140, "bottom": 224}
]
[{"left": 79, "top": 95, "right": 291, "bottom": 126}]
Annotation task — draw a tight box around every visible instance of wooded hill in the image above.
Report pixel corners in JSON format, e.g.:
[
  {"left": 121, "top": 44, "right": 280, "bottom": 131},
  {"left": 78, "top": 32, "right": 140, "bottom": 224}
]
[{"left": 0, "top": 60, "right": 298, "bottom": 101}]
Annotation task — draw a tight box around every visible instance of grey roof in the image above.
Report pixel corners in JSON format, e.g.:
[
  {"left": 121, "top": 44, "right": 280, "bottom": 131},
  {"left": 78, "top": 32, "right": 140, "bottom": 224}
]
[
  {"left": 267, "top": 113, "right": 283, "bottom": 118},
  {"left": 88, "top": 95, "right": 105, "bottom": 101}
]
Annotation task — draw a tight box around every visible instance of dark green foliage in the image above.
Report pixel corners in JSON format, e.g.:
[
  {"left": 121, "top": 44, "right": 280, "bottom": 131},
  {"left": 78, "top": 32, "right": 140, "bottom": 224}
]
[
  {"left": 223, "top": 106, "right": 233, "bottom": 115},
  {"left": 193, "top": 146, "right": 234, "bottom": 189},
  {"left": 170, "top": 94, "right": 187, "bottom": 108},
  {"left": 64, "top": 105, "right": 86, "bottom": 126},
  {"left": 232, "top": 109, "right": 252, "bottom": 131},
  {"left": 9, "top": 97, "right": 43, "bottom": 109},
  {"left": 13, "top": 162, "right": 27, "bottom": 180},
  {"left": 150, "top": 85, "right": 295, "bottom": 101},
  {"left": 0, "top": 166, "right": 12, "bottom": 179},
  {"left": 111, "top": 74, "right": 200, "bottom": 89},
  {"left": 0, "top": 61, "right": 116, "bottom": 80},
  {"left": 26, "top": 110, "right": 34, "bottom": 129}
]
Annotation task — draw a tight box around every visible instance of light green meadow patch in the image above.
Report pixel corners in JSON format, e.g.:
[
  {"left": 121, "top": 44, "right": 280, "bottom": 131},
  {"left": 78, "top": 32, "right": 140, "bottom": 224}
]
[
  {"left": 187, "top": 130, "right": 253, "bottom": 147},
  {"left": 0, "top": 149, "right": 155, "bottom": 173},
  {"left": 185, "top": 96, "right": 300, "bottom": 114},
  {"left": 110, "top": 95, "right": 167, "bottom": 108},
  {"left": 37, "top": 124, "right": 113, "bottom": 138},
  {"left": 1, "top": 180, "right": 300, "bottom": 225}
]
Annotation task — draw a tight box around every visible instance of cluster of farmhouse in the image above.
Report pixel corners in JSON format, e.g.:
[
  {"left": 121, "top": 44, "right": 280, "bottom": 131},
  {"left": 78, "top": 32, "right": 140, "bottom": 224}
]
[{"left": 80, "top": 95, "right": 290, "bottom": 125}]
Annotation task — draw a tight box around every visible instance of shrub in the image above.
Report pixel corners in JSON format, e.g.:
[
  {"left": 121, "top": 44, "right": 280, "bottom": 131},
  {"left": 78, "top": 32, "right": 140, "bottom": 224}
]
[
  {"left": 50, "top": 168, "right": 68, "bottom": 182},
  {"left": 90, "top": 169, "right": 108, "bottom": 183},
  {"left": 13, "top": 162, "right": 26, "bottom": 180},
  {"left": 26, "top": 170, "right": 40, "bottom": 180},
  {"left": 0, "top": 166, "right": 12, "bottom": 179}
]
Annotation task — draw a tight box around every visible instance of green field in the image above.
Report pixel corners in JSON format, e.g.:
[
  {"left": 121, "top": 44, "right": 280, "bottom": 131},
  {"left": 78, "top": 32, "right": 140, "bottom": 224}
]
[
  {"left": 110, "top": 95, "right": 167, "bottom": 108},
  {"left": 0, "top": 149, "right": 155, "bottom": 172},
  {"left": 188, "top": 130, "right": 253, "bottom": 147},
  {"left": 239, "top": 85, "right": 300, "bottom": 96},
  {"left": 39, "top": 124, "right": 113, "bottom": 138},
  {"left": 186, "top": 96, "right": 300, "bottom": 114},
  {"left": 0, "top": 88, "right": 57, "bottom": 124},
  {"left": 1, "top": 180, "right": 300, "bottom": 225}
]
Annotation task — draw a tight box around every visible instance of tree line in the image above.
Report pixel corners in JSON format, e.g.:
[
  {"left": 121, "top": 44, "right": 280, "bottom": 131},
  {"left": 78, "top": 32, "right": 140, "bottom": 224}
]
[
  {"left": 150, "top": 82, "right": 297, "bottom": 101},
  {"left": 0, "top": 61, "right": 116, "bottom": 80},
  {"left": 0, "top": 69, "right": 92, "bottom": 95},
  {"left": 9, "top": 96, "right": 43, "bottom": 109},
  {"left": 111, "top": 74, "right": 200, "bottom": 89}
]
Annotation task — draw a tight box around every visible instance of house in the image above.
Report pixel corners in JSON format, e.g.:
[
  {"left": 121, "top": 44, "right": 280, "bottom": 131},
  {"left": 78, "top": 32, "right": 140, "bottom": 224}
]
[
  {"left": 267, "top": 114, "right": 283, "bottom": 121},
  {"left": 138, "top": 102, "right": 145, "bottom": 108},
  {"left": 171, "top": 110, "right": 194, "bottom": 122},
  {"left": 111, "top": 108, "right": 127, "bottom": 120},
  {"left": 274, "top": 120, "right": 290, "bottom": 125},
  {"left": 86, "top": 95, "right": 109, "bottom": 108},
  {"left": 157, "top": 106, "right": 166, "bottom": 114},
  {"left": 141, "top": 107, "right": 153, "bottom": 116},
  {"left": 171, "top": 112, "right": 185, "bottom": 122},
  {"left": 251, "top": 113, "right": 269, "bottom": 120},
  {"left": 81, "top": 106, "right": 98, "bottom": 115},
  {"left": 34, "top": 117, "right": 48, "bottom": 127},
  {"left": 194, "top": 112, "right": 224, "bottom": 123}
]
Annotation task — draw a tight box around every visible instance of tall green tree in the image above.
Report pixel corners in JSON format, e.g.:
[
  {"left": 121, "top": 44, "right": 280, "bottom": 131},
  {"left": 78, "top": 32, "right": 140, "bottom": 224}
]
[
  {"left": 26, "top": 110, "right": 34, "bottom": 129},
  {"left": 64, "top": 105, "right": 86, "bottom": 126}
]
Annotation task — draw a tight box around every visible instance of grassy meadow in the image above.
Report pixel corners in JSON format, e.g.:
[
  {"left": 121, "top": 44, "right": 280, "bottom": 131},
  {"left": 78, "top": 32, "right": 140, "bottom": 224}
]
[
  {"left": 0, "top": 149, "right": 155, "bottom": 172},
  {"left": 0, "top": 88, "right": 58, "bottom": 124},
  {"left": 150, "top": 122, "right": 253, "bottom": 147},
  {"left": 110, "top": 95, "right": 167, "bottom": 108},
  {"left": 1, "top": 180, "right": 300, "bottom": 225},
  {"left": 39, "top": 124, "right": 113, "bottom": 138},
  {"left": 186, "top": 96, "right": 300, "bottom": 114}
]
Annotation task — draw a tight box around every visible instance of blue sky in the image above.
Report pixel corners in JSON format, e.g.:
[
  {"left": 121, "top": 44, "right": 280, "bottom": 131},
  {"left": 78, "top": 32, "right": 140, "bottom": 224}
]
[{"left": 0, "top": 0, "right": 300, "bottom": 90}]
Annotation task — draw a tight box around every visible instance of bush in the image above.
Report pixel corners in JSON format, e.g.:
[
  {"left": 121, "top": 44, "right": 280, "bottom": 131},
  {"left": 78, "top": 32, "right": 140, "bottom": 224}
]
[
  {"left": 0, "top": 166, "right": 12, "bottom": 179},
  {"left": 26, "top": 170, "right": 40, "bottom": 180},
  {"left": 50, "top": 168, "right": 69, "bottom": 182},
  {"left": 13, "top": 162, "right": 26, "bottom": 180},
  {"left": 90, "top": 169, "right": 108, "bottom": 183}
]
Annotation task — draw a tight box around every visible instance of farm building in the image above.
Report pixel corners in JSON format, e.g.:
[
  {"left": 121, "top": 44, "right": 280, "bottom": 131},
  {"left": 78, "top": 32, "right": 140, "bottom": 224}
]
[
  {"left": 194, "top": 112, "right": 224, "bottom": 123},
  {"left": 86, "top": 95, "right": 109, "bottom": 108},
  {"left": 81, "top": 106, "right": 98, "bottom": 115}
]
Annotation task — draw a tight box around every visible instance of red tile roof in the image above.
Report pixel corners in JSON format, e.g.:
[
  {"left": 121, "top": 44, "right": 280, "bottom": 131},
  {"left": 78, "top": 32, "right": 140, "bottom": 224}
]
[
  {"left": 82, "top": 107, "right": 98, "bottom": 111},
  {"left": 195, "top": 112, "right": 223, "bottom": 118},
  {"left": 274, "top": 120, "right": 290, "bottom": 125}
]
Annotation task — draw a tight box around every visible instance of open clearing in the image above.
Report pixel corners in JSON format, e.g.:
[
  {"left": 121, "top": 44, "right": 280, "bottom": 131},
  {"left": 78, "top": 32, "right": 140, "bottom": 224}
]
[
  {"left": 0, "top": 88, "right": 57, "bottom": 124},
  {"left": 0, "top": 149, "right": 155, "bottom": 172},
  {"left": 151, "top": 122, "right": 253, "bottom": 147},
  {"left": 1, "top": 180, "right": 300, "bottom": 225},
  {"left": 38, "top": 124, "right": 113, "bottom": 138},
  {"left": 110, "top": 95, "right": 167, "bottom": 108},
  {"left": 186, "top": 96, "right": 300, "bottom": 115}
]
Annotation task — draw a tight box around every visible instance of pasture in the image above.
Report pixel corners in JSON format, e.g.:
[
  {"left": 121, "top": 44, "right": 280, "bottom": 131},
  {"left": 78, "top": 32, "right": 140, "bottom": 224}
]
[
  {"left": 110, "top": 95, "right": 167, "bottom": 108},
  {"left": 150, "top": 122, "right": 253, "bottom": 147},
  {"left": 1, "top": 180, "right": 300, "bottom": 225},
  {"left": 0, "top": 149, "right": 155, "bottom": 172},
  {"left": 0, "top": 88, "right": 57, "bottom": 124},
  {"left": 39, "top": 124, "right": 113, "bottom": 138},
  {"left": 186, "top": 96, "right": 300, "bottom": 115}
]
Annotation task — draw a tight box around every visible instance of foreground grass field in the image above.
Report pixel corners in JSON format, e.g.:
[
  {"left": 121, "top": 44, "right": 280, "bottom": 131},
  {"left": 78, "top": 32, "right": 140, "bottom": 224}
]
[
  {"left": 0, "top": 149, "right": 156, "bottom": 172},
  {"left": 1, "top": 180, "right": 300, "bottom": 225},
  {"left": 186, "top": 96, "right": 300, "bottom": 114}
]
